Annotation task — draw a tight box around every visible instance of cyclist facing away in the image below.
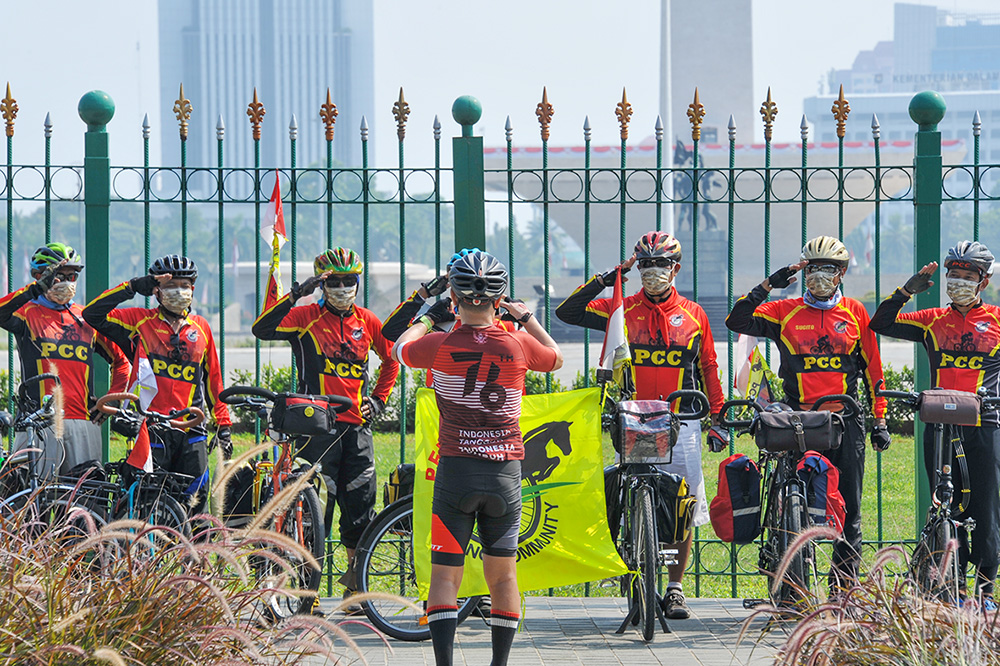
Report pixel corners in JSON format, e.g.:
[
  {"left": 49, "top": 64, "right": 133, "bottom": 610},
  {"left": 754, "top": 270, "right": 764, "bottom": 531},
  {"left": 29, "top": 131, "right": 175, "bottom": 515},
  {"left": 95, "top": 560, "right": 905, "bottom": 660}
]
[
  {"left": 0, "top": 243, "right": 131, "bottom": 478},
  {"left": 869, "top": 240, "right": 1000, "bottom": 610},
  {"left": 726, "top": 235, "right": 890, "bottom": 593},
  {"left": 82, "top": 254, "right": 232, "bottom": 512},
  {"left": 252, "top": 247, "right": 399, "bottom": 613},
  {"left": 392, "top": 251, "right": 562, "bottom": 666},
  {"left": 556, "top": 231, "right": 726, "bottom": 620}
]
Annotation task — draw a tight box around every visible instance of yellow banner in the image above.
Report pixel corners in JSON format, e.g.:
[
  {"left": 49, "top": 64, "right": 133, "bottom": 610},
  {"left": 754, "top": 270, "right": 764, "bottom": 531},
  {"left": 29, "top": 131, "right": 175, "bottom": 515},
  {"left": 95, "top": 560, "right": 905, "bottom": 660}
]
[{"left": 414, "top": 387, "right": 627, "bottom": 598}]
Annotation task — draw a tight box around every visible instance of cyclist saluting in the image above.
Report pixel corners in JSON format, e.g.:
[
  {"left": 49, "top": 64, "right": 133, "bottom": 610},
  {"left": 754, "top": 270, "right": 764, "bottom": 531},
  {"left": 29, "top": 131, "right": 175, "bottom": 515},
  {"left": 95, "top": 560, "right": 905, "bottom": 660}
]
[
  {"left": 726, "top": 235, "right": 889, "bottom": 593},
  {"left": 252, "top": 247, "right": 399, "bottom": 607},
  {"left": 870, "top": 240, "right": 1000, "bottom": 609},
  {"left": 392, "top": 250, "right": 561, "bottom": 666},
  {"left": 82, "top": 254, "right": 231, "bottom": 511},
  {"left": 556, "top": 231, "right": 726, "bottom": 620},
  {"left": 0, "top": 243, "right": 131, "bottom": 478}
]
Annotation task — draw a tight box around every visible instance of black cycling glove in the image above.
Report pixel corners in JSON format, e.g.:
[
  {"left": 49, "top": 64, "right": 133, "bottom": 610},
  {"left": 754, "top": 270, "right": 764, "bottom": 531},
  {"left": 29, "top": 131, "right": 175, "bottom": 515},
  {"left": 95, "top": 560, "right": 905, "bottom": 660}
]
[
  {"left": 215, "top": 426, "right": 233, "bottom": 460},
  {"left": 500, "top": 298, "right": 527, "bottom": 323},
  {"left": 362, "top": 395, "right": 385, "bottom": 420},
  {"left": 35, "top": 263, "right": 61, "bottom": 293},
  {"left": 422, "top": 274, "right": 449, "bottom": 298},
  {"left": 129, "top": 275, "right": 159, "bottom": 297},
  {"left": 871, "top": 425, "right": 891, "bottom": 452},
  {"left": 707, "top": 425, "right": 730, "bottom": 453},
  {"left": 597, "top": 264, "right": 631, "bottom": 288},
  {"left": 767, "top": 265, "right": 798, "bottom": 290},
  {"left": 425, "top": 298, "right": 455, "bottom": 326},
  {"left": 290, "top": 274, "right": 324, "bottom": 302},
  {"left": 903, "top": 272, "right": 933, "bottom": 296}
]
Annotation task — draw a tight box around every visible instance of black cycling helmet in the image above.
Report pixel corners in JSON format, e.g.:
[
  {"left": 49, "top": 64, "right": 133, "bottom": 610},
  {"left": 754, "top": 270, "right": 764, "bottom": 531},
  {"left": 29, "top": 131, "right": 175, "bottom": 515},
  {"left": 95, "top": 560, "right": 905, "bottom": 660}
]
[
  {"left": 149, "top": 254, "right": 198, "bottom": 281},
  {"left": 449, "top": 251, "right": 508, "bottom": 301},
  {"left": 945, "top": 240, "right": 994, "bottom": 278}
]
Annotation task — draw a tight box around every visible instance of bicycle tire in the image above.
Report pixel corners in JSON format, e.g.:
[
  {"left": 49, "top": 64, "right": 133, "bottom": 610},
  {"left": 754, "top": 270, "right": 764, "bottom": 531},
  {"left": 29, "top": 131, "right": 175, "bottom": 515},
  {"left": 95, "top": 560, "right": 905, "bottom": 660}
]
[
  {"left": 775, "top": 488, "right": 810, "bottom": 608},
  {"left": 257, "top": 484, "right": 326, "bottom": 620},
  {"left": 634, "top": 484, "right": 658, "bottom": 642},
  {"left": 355, "top": 497, "right": 480, "bottom": 641},
  {"left": 911, "top": 515, "right": 960, "bottom": 603},
  {"left": 114, "top": 486, "right": 193, "bottom": 537}
]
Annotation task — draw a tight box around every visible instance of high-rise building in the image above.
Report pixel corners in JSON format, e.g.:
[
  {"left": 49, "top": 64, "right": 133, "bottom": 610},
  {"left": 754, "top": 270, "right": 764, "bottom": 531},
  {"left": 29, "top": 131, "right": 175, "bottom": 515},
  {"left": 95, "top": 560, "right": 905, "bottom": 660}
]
[{"left": 158, "top": 0, "right": 373, "bottom": 170}]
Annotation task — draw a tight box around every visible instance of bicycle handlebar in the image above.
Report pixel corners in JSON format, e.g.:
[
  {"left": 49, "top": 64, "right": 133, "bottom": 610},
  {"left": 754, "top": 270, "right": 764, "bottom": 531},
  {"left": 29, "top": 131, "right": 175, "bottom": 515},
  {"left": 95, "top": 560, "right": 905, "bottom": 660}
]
[
  {"left": 95, "top": 392, "right": 205, "bottom": 430},
  {"left": 874, "top": 378, "right": 1000, "bottom": 411},
  {"left": 663, "top": 389, "right": 711, "bottom": 421},
  {"left": 810, "top": 394, "right": 862, "bottom": 418},
  {"left": 719, "top": 399, "right": 762, "bottom": 429},
  {"left": 17, "top": 373, "right": 61, "bottom": 400},
  {"left": 218, "top": 385, "right": 354, "bottom": 414}
]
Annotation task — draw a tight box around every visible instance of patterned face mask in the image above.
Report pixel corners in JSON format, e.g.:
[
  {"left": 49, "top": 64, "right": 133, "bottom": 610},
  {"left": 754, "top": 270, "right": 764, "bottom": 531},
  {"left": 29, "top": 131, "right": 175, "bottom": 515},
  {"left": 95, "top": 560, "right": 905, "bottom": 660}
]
[
  {"left": 159, "top": 287, "right": 193, "bottom": 314},
  {"left": 639, "top": 266, "right": 673, "bottom": 295},
  {"left": 46, "top": 282, "right": 76, "bottom": 305},
  {"left": 805, "top": 272, "right": 839, "bottom": 299},
  {"left": 946, "top": 277, "right": 980, "bottom": 306},
  {"left": 324, "top": 285, "right": 356, "bottom": 310}
]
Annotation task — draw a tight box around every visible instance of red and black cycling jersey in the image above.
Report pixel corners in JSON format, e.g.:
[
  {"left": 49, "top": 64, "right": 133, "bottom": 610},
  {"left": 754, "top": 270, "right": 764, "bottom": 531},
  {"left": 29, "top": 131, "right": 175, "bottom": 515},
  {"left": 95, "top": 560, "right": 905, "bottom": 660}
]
[
  {"left": 81, "top": 281, "right": 231, "bottom": 434},
  {"left": 252, "top": 294, "right": 399, "bottom": 425},
  {"left": 398, "top": 324, "right": 560, "bottom": 460},
  {"left": 0, "top": 284, "right": 131, "bottom": 418},
  {"left": 556, "top": 275, "right": 725, "bottom": 414},
  {"left": 727, "top": 285, "right": 887, "bottom": 417},
  {"left": 871, "top": 288, "right": 1000, "bottom": 424}
]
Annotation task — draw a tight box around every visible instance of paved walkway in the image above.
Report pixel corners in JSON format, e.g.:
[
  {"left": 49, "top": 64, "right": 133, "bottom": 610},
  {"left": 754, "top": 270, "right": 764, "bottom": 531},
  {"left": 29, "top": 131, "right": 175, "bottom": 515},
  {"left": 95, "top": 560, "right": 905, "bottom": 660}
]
[{"left": 316, "top": 597, "right": 782, "bottom": 665}]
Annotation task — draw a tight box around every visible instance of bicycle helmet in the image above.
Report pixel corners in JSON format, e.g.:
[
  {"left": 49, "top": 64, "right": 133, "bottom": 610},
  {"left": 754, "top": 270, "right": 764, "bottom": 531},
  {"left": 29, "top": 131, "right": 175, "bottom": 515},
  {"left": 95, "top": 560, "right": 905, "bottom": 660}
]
[
  {"left": 149, "top": 254, "right": 198, "bottom": 281},
  {"left": 30, "top": 243, "right": 83, "bottom": 274},
  {"left": 449, "top": 251, "right": 508, "bottom": 301},
  {"left": 314, "top": 247, "right": 363, "bottom": 276},
  {"left": 634, "top": 231, "right": 682, "bottom": 262},
  {"left": 801, "top": 236, "right": 850, "bottom": 268},
  {"left": 945, "top": 240, "right": 994, "bottom": 278},
  {"left": 447, "top": 247, "right": 482, "bottom": 271}
]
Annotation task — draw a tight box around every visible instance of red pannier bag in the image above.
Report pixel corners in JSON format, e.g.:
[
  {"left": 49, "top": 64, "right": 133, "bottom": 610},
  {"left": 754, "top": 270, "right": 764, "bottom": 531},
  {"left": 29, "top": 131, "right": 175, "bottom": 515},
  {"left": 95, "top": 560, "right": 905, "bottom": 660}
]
[
  {"left": 709, "top": 453, "right": 762, "bottom": 544},
  {"left": 796, "top": 451, "right": 846, "bottom": 533}
]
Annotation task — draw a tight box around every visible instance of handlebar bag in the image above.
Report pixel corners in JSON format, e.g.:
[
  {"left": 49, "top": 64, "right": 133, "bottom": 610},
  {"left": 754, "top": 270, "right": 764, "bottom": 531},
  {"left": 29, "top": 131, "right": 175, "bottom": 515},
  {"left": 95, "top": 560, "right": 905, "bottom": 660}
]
[
  {"left": 918, "top": 389, "right": 981, "bottom": 426},
  {"left": 616, "top": 400, "right": 680, "bottom": 463},
  {"left": 270, "top": 393, "right": 336, "bottom": 436},
  {"left": 709, "top": 453, "right": 762, "bottom": 544},
  {"left": 752, "top": 410, "right": 844, "bottom": 452}
]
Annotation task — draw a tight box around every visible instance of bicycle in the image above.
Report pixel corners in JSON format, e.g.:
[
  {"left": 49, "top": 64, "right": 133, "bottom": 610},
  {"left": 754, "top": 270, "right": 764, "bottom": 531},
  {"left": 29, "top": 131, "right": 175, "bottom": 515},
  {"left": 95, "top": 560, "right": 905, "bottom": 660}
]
[
  {"left": 217, "top": 385, "right": 350, "bottom": 620},
  {"left": 874, "top": 379, "right": 1000, "bottom": 603},
  {"left": 720, "top": 392, "right": 860, "bottom": 609},
  {"left": 604, "top": 388, "right": 710, "bottom": 642}
]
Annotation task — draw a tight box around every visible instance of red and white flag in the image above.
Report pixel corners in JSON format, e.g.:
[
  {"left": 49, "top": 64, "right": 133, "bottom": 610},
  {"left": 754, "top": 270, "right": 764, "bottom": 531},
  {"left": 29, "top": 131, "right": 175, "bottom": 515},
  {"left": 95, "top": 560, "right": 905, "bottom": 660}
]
[
  {"left": 599, "top": 268, "right": 633, "bottom": 392},
  {"left": 261, "top": 172, "right": 287, "bottom": 312},
  {"left": 125, "top": 345, "right": 159, "bottom": 472}
]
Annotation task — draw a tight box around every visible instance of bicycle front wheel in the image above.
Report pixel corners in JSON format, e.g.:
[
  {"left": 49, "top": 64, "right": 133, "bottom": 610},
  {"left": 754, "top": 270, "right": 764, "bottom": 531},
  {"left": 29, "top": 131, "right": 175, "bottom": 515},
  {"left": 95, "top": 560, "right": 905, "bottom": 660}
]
[
  {"left": 775, "top": 489, "right": 810, "bottom": 608},
  {"left": 114, "top": 488, "right": 193, "bottom": 539},
  {"left": 356, "top": 497, "right": 481, "bottom": 642},
  {"left": 634, "top": 484, "right": 658, "bottom": 642},
  {"left": 910, "top": 515, "right": 960, "bottom": 603}
]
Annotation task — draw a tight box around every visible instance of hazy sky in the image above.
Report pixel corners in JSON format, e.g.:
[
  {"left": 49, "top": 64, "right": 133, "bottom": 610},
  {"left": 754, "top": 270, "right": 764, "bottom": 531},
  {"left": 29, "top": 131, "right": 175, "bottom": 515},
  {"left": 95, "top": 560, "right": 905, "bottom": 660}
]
[{"left": 2, "top": 0, "right": 998, "bottom": 170}]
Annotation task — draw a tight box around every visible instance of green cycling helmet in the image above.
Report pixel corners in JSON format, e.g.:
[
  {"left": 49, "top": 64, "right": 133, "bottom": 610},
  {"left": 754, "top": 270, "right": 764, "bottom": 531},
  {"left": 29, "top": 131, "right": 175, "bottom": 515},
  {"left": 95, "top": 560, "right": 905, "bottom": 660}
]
[
  {"left": 314, "top": 247, "right": 364, "bottom": 276},
  {"left": 30, "top": 243, "right": 84, "bottom": 275}
]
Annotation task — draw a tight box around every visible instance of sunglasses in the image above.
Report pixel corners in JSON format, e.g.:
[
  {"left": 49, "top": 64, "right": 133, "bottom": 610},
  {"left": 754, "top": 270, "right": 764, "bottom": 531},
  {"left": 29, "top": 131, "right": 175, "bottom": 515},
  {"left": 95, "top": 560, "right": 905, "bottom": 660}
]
[
  {"left": 325, "top": 275, "right": 359, "bottom": 288},
  {"left": 637, "top": 258, "right": 675, "bottom": 269},
  {"left": 805, "top": 264, "right": 840, "bottom": 275},
  {"left": 53, "top": 272, "right": 80, "bottom": 283}
]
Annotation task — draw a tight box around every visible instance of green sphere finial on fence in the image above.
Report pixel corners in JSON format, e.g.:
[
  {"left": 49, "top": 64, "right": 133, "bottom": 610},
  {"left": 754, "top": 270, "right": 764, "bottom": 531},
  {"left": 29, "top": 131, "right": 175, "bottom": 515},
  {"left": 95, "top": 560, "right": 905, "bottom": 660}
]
[
  {"left": 78, "top": 91, "right": 115, "bottom": 131},
  {"left": 452, "top": 95, "right": 482, "bottom": 137},
  {"left": 908, "top": 91, "right": 946, "bottom": 131}
]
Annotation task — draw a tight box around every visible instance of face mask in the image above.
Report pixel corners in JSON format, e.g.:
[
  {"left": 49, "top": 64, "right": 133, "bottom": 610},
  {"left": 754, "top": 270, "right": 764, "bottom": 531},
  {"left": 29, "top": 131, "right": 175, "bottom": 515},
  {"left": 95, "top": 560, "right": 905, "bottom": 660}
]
[
  {"left": 946, "top": 277, "right": 980, "bottom": 306},
  {"left": 159, "top": 287, "right": 193, "bottom": 314},
  {"left": 639, "top": 266, "right": 674, "bottom": 295},
  {"left": 324, "top": 285, "right": 356, "bottom": 311},
  {"left": 46, "top": 282, "right": 76, "bottom": 305},
  {"left": 805, "top": 272, "right": 839, "bottom": 299}
]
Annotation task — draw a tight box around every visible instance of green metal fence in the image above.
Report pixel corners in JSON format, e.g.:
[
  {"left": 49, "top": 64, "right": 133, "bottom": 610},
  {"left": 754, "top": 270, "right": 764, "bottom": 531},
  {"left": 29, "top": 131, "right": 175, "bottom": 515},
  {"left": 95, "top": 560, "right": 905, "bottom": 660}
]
[{"left": 1, "top": 82, "right": 995, "bottom": 597}]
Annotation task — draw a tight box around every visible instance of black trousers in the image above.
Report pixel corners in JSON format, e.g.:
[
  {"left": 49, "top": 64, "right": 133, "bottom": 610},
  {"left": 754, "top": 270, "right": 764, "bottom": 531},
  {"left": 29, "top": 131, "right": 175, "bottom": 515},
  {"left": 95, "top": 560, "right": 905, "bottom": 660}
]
[{"left": 825, "top": 410, "right": 865, "bottom": 589}]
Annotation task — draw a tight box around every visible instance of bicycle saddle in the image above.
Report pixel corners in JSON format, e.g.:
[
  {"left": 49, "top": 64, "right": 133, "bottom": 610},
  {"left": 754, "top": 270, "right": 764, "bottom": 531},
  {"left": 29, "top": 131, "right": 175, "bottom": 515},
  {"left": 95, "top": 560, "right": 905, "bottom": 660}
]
[
  {"left": 763, "top": 403, "right": 793, "bottom": 413},
  {"left": 458, "top": 491, "right": 510, "bottom": 518}
]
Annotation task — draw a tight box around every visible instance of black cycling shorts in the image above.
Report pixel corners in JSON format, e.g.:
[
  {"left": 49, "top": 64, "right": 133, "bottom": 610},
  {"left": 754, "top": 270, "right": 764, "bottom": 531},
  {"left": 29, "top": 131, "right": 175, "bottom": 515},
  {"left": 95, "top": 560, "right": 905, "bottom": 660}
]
[{"left": 431, "top": 456, "right": 521, "bottom": 566}]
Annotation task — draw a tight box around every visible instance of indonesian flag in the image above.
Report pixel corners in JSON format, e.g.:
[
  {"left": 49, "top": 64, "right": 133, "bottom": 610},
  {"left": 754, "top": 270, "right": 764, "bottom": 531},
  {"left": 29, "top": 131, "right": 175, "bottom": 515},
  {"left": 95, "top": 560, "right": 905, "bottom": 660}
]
[
  {"left": 125, "top": 345, "right": 159, "bottom": 472},
  {"left": 261, "top": 172, "right": 287, "bottom": 312},
  {"left": 598, "top": 268, "right": 633, "bottom": 393},
  {"left": 734, "top": 334, "right": 773, "bottom": 408}
]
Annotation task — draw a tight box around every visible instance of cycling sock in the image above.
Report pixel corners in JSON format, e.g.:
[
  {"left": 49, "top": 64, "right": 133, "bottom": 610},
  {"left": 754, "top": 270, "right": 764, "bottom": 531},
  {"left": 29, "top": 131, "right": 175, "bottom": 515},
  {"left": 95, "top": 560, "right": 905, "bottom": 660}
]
[
  {"left": 667, "top": 582, "right": 683, "bottom": 593},
  {"left": 489, "top": 610, "right": 520, "bottom": 666},
  {"left": 427, "top": 605, "right": 458, "bottom": 666}
]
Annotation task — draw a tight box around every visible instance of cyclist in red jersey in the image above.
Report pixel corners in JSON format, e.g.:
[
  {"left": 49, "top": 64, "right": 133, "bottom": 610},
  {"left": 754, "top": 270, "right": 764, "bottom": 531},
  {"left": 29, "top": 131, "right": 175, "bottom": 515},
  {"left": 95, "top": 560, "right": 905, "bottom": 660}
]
[
  {"left": 556, "top": 231, "right": 726, "bottom": 620},
  {"left": 82, "top": 254, "right": 231, "bottom": 511},
  {"left": 392, "top": 251, "right": 561, "bottom": 666},
  {"left": 727, "top": 235, "right": 890, "bottom": 593},
  {"left": 252, "top": 247, "right": 399, "bottom": 611},
  {"left": 870, "top": 240, "right": 1000, "bottom": 609},
  {"left": 0, "top": 243, "right": 130, "bottom": 478}
]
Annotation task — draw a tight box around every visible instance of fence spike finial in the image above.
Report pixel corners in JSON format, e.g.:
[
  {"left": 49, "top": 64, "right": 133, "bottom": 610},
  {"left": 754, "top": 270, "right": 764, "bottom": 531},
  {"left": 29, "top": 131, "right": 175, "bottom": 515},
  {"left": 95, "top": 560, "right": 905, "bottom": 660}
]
[
  {"left": 583, "top": 115, "right": 591, "bottom": 142},
  {"left": 289, "top": 114, "right": 298, "bottom": 141},
  {"left": 759, "top": 87, "right": 778, "bottom": 142},
  {"left": 44, "top": 112, "right": 53, "bottom": 139},
  {"left": 2, "top": 82, "right": 18, "bottom": 138},
  {"left": 433, "top": 114, "right": 441, "bottom": 141},
  {"left": 655, "top": 115, "right": 663, "bottom": 142},
  {"left": 686, "top": 88, "right": 705, "bottom": 141},
  {"left": 246, "top": 87, "right": 266, "bottom": 141},
  {"left": 360, "top": 115, "right": 369, "bottom": 142},
  {"left": 142, "top": 113, "right": 150, "bottom": 140},
  {"left": 320, "top": 88, "right": 338, "bottom": 141},
  {"left": 536, "top": 87, "right": 554, "bottom": 142},
  {"left": 216, "top": 114, "right": 225, "bottom": 141},
  {"left": 800, "top": 114, "right": 809, "bottom": 143},
  {"left": 871, "top": 113, "right": 881, "bottom": 141},
  {"left": 831, "top": 84, "right": 851, "bottom": 139},
  {"left": 973, "top": 110, "right": 982, "bottom": 137},
  {"left": 616, "top": 87, "right": 633, "bottom": 141},
  {"left": 392, "top": 87, "right": 410, "bottom": 141},
  {"left": 728, "top": 114, "right": 736, "bottom": 142},
  {"left": 173, "top": 83, "right": 192, "bottom": 141},
  {"left": 505, "top": 115, "right": 513, "bottom": 142}
]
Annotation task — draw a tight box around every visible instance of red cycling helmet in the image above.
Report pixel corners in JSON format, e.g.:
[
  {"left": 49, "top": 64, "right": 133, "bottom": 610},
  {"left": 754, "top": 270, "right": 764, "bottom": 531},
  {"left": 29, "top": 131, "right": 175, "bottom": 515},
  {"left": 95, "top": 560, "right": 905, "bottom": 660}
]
[{"left": 634, "top": 231, "right": 682, "bottom": 262}]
